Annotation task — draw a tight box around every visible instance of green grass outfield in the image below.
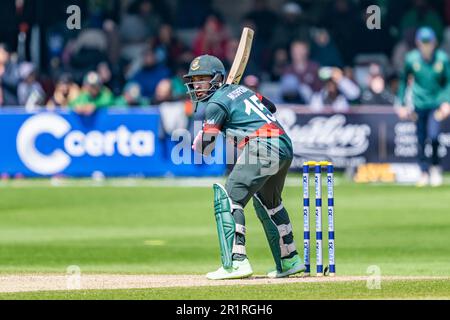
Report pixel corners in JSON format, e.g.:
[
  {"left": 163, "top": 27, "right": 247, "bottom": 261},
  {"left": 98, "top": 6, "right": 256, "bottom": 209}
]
[{"left": 0, "top": 175, "right": 449, "bottom": 299}]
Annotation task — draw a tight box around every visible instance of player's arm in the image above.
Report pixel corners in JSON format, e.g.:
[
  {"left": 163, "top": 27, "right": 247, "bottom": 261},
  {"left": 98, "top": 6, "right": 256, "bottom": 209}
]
[
  {"left": 396, "top": 55, "right": 412, "bottom": 107},
  {"left": 256, "top": 93, "right": 277, "bottom": 114},
  {"left": 435, "top": 55, "right": 450, "bottom": 121},
  {"left": 395, "top": 55, "right": 414, "bottom": 120},
  {"left": 192, "top": 130, "right": 219, "bottom": 156},
  {"left": 192, "top": 102, "right": 228, "bottom": 156}
]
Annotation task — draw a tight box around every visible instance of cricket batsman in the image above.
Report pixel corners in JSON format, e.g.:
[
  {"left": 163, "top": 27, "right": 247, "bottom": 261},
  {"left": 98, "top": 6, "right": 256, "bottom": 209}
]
[{"left": 184, "top": 55, "right": 305, "bottom": 280}]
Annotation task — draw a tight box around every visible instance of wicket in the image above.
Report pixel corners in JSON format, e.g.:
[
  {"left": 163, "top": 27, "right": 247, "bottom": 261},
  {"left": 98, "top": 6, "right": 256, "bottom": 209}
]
[{"left": 303, "top": 161, "right": 335, "bottom": 277}]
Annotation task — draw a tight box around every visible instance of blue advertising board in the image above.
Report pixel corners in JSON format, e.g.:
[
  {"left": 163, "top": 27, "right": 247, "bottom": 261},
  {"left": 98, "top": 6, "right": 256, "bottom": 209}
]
[{"left": 0, "top": 108, "right": 226, "bottom": 177}]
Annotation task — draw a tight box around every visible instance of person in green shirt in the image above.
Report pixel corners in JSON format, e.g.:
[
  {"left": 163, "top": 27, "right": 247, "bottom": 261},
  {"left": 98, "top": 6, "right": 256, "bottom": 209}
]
[
  {"left": 396, "top": 27, "right": 450, "bottom": 187},
  {"left": 185, "top": 55, "right": 304, "bottom": 280},
  {"left": 69, "top": 71, "right": 115, "bottom": 116},
  {"left": 114, "top": 82, "right": 149, "bottom": 107}
]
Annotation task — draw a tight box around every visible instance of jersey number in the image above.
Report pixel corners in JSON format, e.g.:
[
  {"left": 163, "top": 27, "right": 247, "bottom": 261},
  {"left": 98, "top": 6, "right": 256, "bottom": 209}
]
[{"left": 244, "top": 95, "right": 276, "bottom": 124}]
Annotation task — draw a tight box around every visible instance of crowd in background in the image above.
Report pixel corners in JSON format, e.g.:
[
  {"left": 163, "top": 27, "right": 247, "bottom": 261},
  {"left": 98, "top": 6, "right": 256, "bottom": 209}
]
[{"left": 1, "top": 0, "right": 450, "bottom": 115}]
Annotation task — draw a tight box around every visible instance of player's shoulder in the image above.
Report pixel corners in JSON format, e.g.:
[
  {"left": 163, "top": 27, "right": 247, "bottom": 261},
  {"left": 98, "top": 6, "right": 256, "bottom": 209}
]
[
  {"left": 211, "top": 84, "right": 252, "bottom": 100},
  {"left": 405, "top": 49, "right": 421, "bottom": 62},
  {"left": 435, "top": 49, "right": 450, "bottom": 62},
  {"left": 205, "top": 86, "right": 232, "bottom": 114},
  {"left": 209, "top": 84, "right": 253, "bottom": 108}
]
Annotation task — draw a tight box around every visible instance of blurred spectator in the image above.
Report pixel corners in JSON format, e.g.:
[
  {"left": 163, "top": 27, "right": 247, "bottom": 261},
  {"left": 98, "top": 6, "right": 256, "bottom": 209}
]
[
  {"left": 392, "top": 28, "right": 417, "bottom": 74},
  {"left": 17, "top": 62, "right": 46, "bottom": 109},
  {"left": 97, "top": 61, "right": 113, "bottom": 84},
  {"left": 387, "top": 73, "right": 400, "bottom": 96},
  {"left": 114, "top": 82, "right": 149, "bottom": 107},
  {"left": 151, "top": 79, "right": 174, "bottom": 104},
  {"left": 151, "top": 24, "right": 188, "bottom": 71},
  {"left": 284, "top": 40, "right": 322, "bottom": 93},
  {"left": 243, "top": 75, "right": 260, "bottom": 92},
  {"left": 241, "top": 18, "right": 268, "bottom": 74},
  {"left": 1, "top": 0, "right": 444, "bottom": 113},
  {"left": 103, "top": 19, "right": 121, "bottom": 66},
  {"left": 170, "top": 62, "right": 190, "bottom": 100},
  {"left": 360, "top": 67, "right": 396, "bottom": 105},
  {"left": 343, "top": 66, "right": 357, "bottom": 83},
  {"left": 321, "top": 0, "right": 361, "bottom": 65},
  {"left": 0, "top": 44, "right": 20, "bottom": 106},
  {"left": 66, "top": 25, "right": 109, "bottom": 82},
  {"left": 224, "top": 38, "right": 240, "bottom": 71},
  {"left": 97, "top": 61, "right": 122, "bottom": 95},
  {"left": 175, "top": 0, "right": 213, "bottom": 29},
  {"left": 243, "top": 0, "right": 278, "bottom": 42},
  {"left": 310, "top": 67, "right": 361, "bottom": 112},
  {"left": 243, "top": 0, "right": 278, "bottom": 71},
  {"left": 70, "top": 71, "right": 115, "bottom": 116},
  {"left": 47, "top": 73, "right": 80, "bottom": 110},
  {"left": 157, "top": 80, "right": 191, "bottom": 135},
  {"left": 311, "top": 27, "right": 343, "bottom": 68},
  {"left": 130, "top": 47, "right": 171, "bottom": 99},
  {"left": 400, "top": 0, "right": 444, "bottom": 43},
  {"left": 192, "top": 13, "right": 230, "bottom": 60},
  {"left": 279, "top": 74, "right": 311, "bottom": 104},
  {"left": 271, "top": 2, "right": 311, "bottom": 48},
  {"left": 120, "top": 0, "right": 162, "bottom": 61},
  {"left": 269, "top": 47, "right": 289, "bottom": 81}
]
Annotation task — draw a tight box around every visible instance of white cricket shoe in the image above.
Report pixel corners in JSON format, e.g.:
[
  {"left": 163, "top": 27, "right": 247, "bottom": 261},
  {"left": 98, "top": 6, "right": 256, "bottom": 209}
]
[
  {"left": 416, "top": 173, "right": 430, "bottom": 187},
  {"left": 206, "top": 259, "right": 253, "bottom": 280},
  {"left": 430, "top": 166, "right": 444, "bottom": 187}
]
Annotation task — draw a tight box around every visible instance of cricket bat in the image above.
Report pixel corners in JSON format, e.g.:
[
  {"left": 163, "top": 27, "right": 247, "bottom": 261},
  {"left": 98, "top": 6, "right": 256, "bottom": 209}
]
[{"left": 226, "top": 27, "right": 255, "bottom": 85}]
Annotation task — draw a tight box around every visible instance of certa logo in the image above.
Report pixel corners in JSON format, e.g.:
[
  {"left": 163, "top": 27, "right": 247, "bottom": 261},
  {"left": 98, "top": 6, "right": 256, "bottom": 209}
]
[{"left": 16, "top": 113, "right": 155, "bottom": 175}]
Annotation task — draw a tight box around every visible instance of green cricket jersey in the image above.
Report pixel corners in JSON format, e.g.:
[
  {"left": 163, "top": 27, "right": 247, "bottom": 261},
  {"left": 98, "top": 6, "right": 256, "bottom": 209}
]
[
  {"left": 398, "top": 49, "right": 450, "bottom": 109},
  {"left": 201, "top": 84, "right": 293, "bottom": 159}
]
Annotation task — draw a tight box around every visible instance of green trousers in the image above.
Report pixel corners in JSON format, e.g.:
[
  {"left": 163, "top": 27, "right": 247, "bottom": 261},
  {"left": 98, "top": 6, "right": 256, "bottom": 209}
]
[{"left": 224, "top": 138, "right": 297, "bottom": 263}]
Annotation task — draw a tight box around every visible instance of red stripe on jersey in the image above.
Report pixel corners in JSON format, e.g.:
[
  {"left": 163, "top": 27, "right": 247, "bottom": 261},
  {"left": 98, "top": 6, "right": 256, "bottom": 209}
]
[
  {"left": 203, "top": 124, "right": 221, "bottom": 134},
  {"left": 237, "top": 122, "right": 285, "bottom": 149}
]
